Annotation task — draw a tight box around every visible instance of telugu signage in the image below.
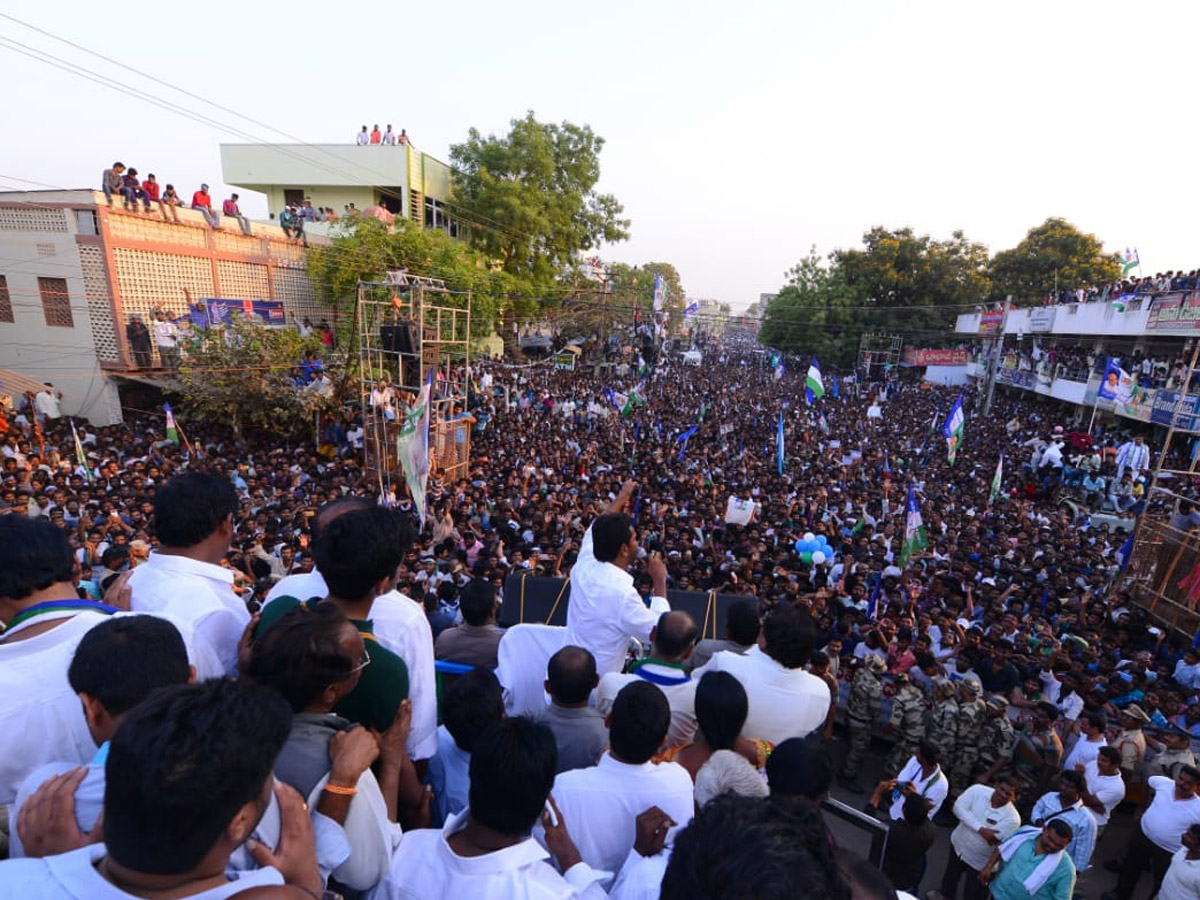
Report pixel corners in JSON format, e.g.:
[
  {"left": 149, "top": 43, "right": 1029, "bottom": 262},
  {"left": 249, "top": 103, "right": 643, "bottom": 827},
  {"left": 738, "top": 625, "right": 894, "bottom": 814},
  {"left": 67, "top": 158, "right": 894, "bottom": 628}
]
[
  {"left": 903, "top": 349, "right": 969, "bottom": 366},
  {"left": 1027, "top": 308, "right": 1056, "bottom": 332},
  {"left": 1146, "top": 292, "right": 1200, "bottom": 331}
]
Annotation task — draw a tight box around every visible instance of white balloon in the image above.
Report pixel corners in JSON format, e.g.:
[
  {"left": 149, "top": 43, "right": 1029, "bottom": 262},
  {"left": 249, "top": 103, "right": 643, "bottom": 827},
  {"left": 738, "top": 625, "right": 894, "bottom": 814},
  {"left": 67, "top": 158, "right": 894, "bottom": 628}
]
[
  {"left": 803, "top": 532, "right": 815, "bottom": 543},
  {"left": 812, "top": 551, "right": 827, "bottom": 565}
]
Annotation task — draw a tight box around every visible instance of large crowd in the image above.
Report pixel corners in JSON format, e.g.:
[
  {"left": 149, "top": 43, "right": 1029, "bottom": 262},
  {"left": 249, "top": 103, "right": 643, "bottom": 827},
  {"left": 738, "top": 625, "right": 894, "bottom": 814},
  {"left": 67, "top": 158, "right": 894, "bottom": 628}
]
[{"left": 1, "top": 337, "right": 1200, "bottom": 900}]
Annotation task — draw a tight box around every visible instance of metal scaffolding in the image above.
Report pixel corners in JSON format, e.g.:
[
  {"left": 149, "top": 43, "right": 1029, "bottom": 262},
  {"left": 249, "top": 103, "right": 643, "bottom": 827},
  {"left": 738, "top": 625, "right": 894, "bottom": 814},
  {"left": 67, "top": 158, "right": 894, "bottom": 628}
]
[
  {"left": 1118, "top": 340, "right": 1200, "bottom": 640},
  {"left": 356, "top": 272, "right": 472, "bottom": 502},
  {"left": 858, "top": 333, "right": 904, "bottom": 381}
]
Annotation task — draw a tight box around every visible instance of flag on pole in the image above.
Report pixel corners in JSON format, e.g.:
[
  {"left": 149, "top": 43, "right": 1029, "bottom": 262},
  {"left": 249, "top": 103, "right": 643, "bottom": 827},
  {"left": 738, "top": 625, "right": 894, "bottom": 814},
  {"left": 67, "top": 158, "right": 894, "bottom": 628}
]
[
  {"left": 943, "top": 393, "right": 965, "bottom": 465},
  {"left": 898, "top": 488, "right": 928, "bottom": 570},
  {"left": 396, "top": 368, "right": 434, "bottom": 530},
  {"left": 777, "top": 412, "right": 785, "bottom": 474},
  {"left": 865, "top": 574, "right": 882, "bottom": 621},
  {"left": 1115, "top": 532, "right": 1135, "bottom": 570},
  {"left": 164, "top": 403, "right": 180, "bottom": 446},
  {"left": 677, "top": 423, "right": 699, "bottom": 460},
  {"left": 683, "top": 301, "right": 699, "bottom": 323},
  {"left": 805, "top": 358, "right": 825, "bottom": 403},
  {"left": 989, "top": 454, "right": 1004, "bottom": 506},
  {"left": 698, "top": 401, "right": 707, "bottom": 422},
  {"left": 621, "top": 389, "right": 647, "bottom": 418},
  {"left": 832, "top": 376, "right": 840, "bottom": 399},
  {"left": 70, "top": 418, "right": 93, "bottom": 483},
  {"left": 637, "top": 354, "right": 649, "bottom": 376},
  {"left": 1122, "top": 247, "right": 1140, "bottom": 276},
  {"left": 653, "top": 273, "right": 666, "bottom": 311}
]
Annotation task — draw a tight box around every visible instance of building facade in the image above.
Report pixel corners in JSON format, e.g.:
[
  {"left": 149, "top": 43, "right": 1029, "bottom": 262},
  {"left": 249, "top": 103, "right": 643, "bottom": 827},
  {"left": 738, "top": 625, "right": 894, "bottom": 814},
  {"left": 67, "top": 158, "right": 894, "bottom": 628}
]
[
  {"left": 0, "top": 190, "right": 331, "bottom": 425},
  {"left": 220, "top": 143, "right": 456, "bottom": 233}
]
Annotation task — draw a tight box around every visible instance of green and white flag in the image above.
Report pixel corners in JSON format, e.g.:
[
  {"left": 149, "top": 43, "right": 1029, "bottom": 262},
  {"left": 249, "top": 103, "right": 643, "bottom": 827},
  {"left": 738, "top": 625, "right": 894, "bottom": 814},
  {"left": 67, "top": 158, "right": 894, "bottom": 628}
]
[
  {"left": 898, "top": 487, "right": 928, "bottom": 570},
  {"left": 1122, "top": 247, "right": 1140, "bottom": 276},
  {"left": 806, "top": 358, "right": 825, "bottom": 401},
  {"left": 943, "top": 393, "right": 964, "bottom": 465},
  {"left": 989, "top": 454, "right": 1004, "bottom": 506},
  {"left": 396, "top": 369, "right": 433, "bottom": 529}
]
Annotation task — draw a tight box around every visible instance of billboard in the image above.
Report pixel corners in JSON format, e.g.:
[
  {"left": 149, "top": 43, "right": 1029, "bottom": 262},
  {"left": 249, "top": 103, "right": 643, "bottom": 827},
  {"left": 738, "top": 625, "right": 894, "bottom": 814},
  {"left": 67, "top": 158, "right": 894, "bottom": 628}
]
[
  {"left": 1146, "top": 292, "right": 1200, "bottom": 331},
  {"left": 197, "top": 298, "right": 288, "bottom": 327},
  {"left": 903, "top": 348, "right": 969, "bottom": 366},
  {"left": 979, "top": 309, "right": 1004, "bottom": 335},
  {"left": 1028, "top": 308, "right": 1057, "bottom": 332}
]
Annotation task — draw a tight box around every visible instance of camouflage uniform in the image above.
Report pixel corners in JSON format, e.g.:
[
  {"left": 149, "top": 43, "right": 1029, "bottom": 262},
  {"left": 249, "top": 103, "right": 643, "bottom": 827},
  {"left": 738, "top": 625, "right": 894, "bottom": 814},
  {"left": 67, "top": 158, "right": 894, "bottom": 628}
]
[
  {"left": 924, "top": 678, "right": 959, "bottom": 762},
  {"left": 840, "top": 656, "right": 885, "bottom": 782},
  {"left": 950, "top": 678, "right": 987, "bottom": 795},
  {"left": 885, "top": 675, "right": 927, "bottom": 778},
  {"left": 977, "top": 696, "right": 1017, "bottom": 779}
]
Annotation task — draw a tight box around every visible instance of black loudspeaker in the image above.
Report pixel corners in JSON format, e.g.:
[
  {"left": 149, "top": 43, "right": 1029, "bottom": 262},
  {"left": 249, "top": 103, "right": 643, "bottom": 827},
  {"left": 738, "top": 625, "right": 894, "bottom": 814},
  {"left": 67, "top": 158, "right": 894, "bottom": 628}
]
[{"left": 380, "top": 321, "right": 416, "bottom": 355}]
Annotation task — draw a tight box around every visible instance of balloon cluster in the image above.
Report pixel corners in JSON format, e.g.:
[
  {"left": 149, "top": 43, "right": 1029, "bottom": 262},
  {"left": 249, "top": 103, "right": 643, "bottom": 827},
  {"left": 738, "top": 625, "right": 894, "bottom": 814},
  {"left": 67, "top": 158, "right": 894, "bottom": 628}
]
[{"left": 794, "top": 532, "right": 833, "bottom": 566}]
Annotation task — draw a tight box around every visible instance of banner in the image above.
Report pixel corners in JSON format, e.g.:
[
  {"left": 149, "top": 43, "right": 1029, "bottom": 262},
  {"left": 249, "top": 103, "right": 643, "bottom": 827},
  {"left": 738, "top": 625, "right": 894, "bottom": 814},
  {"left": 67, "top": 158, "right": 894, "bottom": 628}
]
[
  {"left": 902, "top": 348, "right": 969, "bottom": 366},
  {"left": 979, "top": 310, "right": 1004, "bottom": 335},
  {"left": 1097, "top": 361, "right": 1134, "bottom": 403},
  {"left": 725, "top": 497, "right": 756, "bottom": 525},
  {"left": 201, "top": 297, "right": 288, "bottom": 327},
  {"left": 1146, "top": 292, "right": 1200, "bottom": 331},
  {"left": 1027, "top": 308, "right": 1057, "bottom": 332}
]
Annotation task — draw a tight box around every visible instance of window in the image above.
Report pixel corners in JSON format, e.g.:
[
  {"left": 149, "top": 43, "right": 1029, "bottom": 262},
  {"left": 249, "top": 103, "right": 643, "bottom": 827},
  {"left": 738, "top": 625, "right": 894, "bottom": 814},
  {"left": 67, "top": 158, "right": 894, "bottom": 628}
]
[
  {"left": 75, "top": 209, "right": 99, "bottom": 236},
  {"left": 38, "top": 277, "right": 73, "bottom": 327},
  {"left": 0, "top": 275, "right": 12, "bottom": 323},
  {"left": 284, "top": 189, "right": 305, "bottom": 207}
]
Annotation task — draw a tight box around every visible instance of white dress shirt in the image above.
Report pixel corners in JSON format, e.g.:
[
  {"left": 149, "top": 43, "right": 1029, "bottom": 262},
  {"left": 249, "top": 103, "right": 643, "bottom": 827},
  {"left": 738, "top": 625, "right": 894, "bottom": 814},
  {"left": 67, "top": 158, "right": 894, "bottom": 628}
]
[
  {"left": 0, "top": 843, "right": 284, "bottom": 899},
  {"left": 366, "top": 810, "right": 608, "bottom": 900},
  {"left": 539, "top": 752, "right": 694, "bottom": 876},
  {"left": 596, "top": 666, "right": 697, "bottom": 747},
  {"left": 698, "top": 645, "right": 831, "bottom": 744},
  {"left": 267, "top": 571, "right": 438, "bottom": 760},
  {"left": 34, "top": 390, "right": 61, "bottom": 419},
  {"left": 609, "top": 846, "right": 671, "bottom": 900},
  {"left": 129, "top": 552, "right": 248, "bottom": 675},
  {"left": 889, "top": 756, "right": 949, "bottom": 821},
  {"left": 1082, "top": 759, "right": 1126, "bottom": 827},
  {"left": 950, "top": 784, "right": 1021, "bottom": 870},
  {"left": 0, "top": 610, "right": 109, "bottom": 805},
  {"left": 564, "top": 524, "right": 669, "bottom": 678}
]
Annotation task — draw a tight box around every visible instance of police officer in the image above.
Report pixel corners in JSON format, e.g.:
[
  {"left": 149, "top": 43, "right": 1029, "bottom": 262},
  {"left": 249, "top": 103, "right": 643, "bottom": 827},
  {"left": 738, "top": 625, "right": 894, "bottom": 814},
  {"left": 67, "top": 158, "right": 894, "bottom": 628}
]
[
  {"left": 950, "top": 677, "right": 986, "bottom": 796},
  {"left": 839, "top": 654, "right": 885, "bottom": 793},
  {"left": 925, "top": 677, "right": 959, "bottom": 763},
  {"left": 885, "top": 671, "right": 927, "bottom": 778},
  {"left": 1146, "top": 724, "right": 1198, "bottom": 779},
  {"left": 977, "top": 695, "right": 1017, "bottom": 784}
]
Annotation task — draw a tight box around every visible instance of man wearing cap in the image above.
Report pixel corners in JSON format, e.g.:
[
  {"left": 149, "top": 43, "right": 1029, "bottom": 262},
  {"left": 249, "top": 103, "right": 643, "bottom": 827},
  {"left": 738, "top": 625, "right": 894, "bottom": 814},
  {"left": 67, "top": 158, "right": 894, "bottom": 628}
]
[
  {"left": 1147, "top": 725, "right": 1198, "bottom": 780},
  {"left": 926, "top": 677, "right": 959, "bottom": 765},
  {"left": 978, "top": 695, "right": 1017, "bottom": 784},
  {"left": 838, "top": 653, "right": 884, "bottom": 793},
  {"left": 191, "top": 183, "right": 220, "bottom": 229},
  {"left": 951, "top": 677, "right": 987, "bottom": 797},
  {"left": 1115, "top": 704, "right": 1151, "bottom": 781}
]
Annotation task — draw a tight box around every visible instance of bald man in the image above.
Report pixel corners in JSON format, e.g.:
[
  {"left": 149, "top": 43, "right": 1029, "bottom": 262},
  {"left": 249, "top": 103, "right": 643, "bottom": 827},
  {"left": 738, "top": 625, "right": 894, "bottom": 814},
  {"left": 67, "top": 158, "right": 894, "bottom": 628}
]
[
  {"left": 531, "top": 645, "right": 609, "bottom": 773},
  {"left": 596, "top": 610, "right": 700, "bottom": 747}
]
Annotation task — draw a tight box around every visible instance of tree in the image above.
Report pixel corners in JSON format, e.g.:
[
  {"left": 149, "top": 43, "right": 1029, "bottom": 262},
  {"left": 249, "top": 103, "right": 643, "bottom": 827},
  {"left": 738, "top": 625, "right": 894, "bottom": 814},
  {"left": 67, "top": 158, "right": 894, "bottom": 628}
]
[
  {"left": 758, "top": 248, "right": 863, "bottom": 368},
  {"left": 449, "top": 112, "right": 630, "bottom": 355},
  {"left": 834, "top": 226, "right": 991, "bottom": 340},
  {"left": 305, "top": 217, "right": 507, "bottom": 341},
  {"left": 177, "top": 317, "right": 332, "bottom": 439},
  {"left": 988, "top": 217, "right": 1121, "bottom": 305}
]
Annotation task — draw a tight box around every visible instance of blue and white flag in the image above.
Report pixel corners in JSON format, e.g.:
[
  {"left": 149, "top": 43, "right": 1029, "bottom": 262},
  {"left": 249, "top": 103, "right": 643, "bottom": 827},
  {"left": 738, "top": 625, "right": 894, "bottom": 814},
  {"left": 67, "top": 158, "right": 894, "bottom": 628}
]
[
  {"left": 866, "top": 574, "right": 882, "bottom": 621},
  {"left": 943, "top": 393, "right": 965, "bottom": 465},
  {"left": 777, "top": 412, "right": 785, "bottom": 474},
  {"left": 683, "top": 301, "right": 699, "bottom": 322},
  {"left": 677, "top": 423, "right": 699, "bottom": 460},
  {"left": 898, "top": 488, "right": 928, "bottom": 570},
  {"left": 1115, "top": 532, "right": 1135, "bottom": 570},
  {"left": 653, "top": 273, "right": 666, "bottom": 311}
]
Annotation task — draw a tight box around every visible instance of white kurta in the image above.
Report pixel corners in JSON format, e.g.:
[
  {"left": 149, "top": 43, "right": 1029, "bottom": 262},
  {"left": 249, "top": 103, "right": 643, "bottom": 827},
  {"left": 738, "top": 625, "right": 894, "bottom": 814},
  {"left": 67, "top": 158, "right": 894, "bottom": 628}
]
[{"left": 697, "top": 645, "right": 831, "bottom": 744}]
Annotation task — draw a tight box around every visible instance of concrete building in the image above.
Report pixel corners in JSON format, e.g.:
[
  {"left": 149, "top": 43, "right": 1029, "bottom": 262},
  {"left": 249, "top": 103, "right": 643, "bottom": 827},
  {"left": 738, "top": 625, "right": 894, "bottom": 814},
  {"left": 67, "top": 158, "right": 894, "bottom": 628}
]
[
  {"left": 954, "top": 295, "right": 1197, "bottom": 427},
  {"left": 0, "top": 190, "right": 331, "bottom": 425},
  {"left": 220, "top": 143, "right": 456, "bottom": 234}
]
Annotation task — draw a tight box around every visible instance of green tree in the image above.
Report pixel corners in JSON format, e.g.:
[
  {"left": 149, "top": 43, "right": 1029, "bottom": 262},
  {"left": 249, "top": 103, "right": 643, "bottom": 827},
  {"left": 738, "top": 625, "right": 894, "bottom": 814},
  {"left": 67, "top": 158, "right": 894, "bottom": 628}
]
[
  {"left": 988, "top": 217, "right": 1121, "bottom": 305},
  {"left": 758, "top": 248, "right": 863, "bottom": 367},
  {"left": 306, "top": 217, "right": 507, "bottom": 340},
  {"left": 177, "top": 317, "right": 333, "bottom": 439},
  {"left": 449, "top": 112, "right": 630, "bottom": 289},
  {"left": 834, "top": 226, "right": 991, "bottom": 340}
]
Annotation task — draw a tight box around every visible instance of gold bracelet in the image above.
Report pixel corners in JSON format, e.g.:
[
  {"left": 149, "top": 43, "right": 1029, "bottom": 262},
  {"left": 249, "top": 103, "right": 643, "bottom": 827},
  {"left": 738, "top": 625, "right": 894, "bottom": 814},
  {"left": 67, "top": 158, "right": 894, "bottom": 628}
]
[{"left": 323, "top": 782, "right": 357, "bottom": 796}]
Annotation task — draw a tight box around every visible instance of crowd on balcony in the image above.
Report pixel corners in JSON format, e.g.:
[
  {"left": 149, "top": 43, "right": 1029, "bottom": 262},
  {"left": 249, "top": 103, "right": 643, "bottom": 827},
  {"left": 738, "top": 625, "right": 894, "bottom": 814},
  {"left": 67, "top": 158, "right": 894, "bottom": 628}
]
[
  {"left": 972, "top": 344, "right": 1195, "bottom": 392},
  {"left": 355, "top": 124, "right": 412, "bottom": 146},
  {"left": 1039, "top": 271, "right": 1200, "bottom": 307}
]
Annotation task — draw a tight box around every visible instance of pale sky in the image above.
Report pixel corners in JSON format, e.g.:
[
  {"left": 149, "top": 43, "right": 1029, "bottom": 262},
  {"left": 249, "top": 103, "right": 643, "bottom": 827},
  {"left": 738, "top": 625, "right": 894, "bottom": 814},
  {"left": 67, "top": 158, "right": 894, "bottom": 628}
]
[{"left": 1, "top": 0, "right": 1196, "bottom": 311}]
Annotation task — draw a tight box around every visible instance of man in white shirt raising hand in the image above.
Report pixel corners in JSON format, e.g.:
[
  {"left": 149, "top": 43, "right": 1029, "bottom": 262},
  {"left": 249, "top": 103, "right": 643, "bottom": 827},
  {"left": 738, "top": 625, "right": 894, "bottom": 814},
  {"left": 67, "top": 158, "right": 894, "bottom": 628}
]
[{"left": 564, "top": 480, "right": 670, "bottom": 678}]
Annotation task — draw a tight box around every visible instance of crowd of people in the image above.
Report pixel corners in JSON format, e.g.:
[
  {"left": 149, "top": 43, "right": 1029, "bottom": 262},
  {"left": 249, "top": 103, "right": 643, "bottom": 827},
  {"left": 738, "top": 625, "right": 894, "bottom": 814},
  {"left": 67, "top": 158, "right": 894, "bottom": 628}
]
[
  {"left": 1037, "top": 270, "right": 1200, "bottom": 307},
  {"left": 100, "top": 163, "right": 251, "bottom": 234},
  {"left": 355, "top": 125, "right": 411, "bottom": 147},
  {"left": 2, "top": 337, "right": 1200, "bottom": 900}
]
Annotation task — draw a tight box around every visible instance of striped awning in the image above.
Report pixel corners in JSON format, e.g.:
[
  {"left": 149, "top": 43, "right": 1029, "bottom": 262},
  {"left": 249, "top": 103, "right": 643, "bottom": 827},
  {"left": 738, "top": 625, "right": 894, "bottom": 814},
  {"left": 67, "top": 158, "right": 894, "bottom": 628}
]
[{"left": 0, "top": 366, "right": 51, "bottom": 402}]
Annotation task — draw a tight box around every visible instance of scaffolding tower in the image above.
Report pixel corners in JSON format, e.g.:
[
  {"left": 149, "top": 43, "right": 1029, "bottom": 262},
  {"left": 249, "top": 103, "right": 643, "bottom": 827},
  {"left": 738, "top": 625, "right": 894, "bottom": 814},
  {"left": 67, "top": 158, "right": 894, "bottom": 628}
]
[
  {"left": 356, "top": 272, "right": 472, "bottom": 503},
  {"left": 858, "top": 333, "right": 904, "bottom": 381},
  {"left": 1118, "top": 339, "right": 1200, "bottom": 640}
]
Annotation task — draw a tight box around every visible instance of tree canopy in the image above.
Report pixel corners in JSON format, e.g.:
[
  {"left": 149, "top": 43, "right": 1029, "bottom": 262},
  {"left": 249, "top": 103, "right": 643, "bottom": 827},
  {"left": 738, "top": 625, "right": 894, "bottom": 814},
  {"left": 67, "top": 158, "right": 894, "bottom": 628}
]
[
  {"left": 448, "top": 111, "right": 630, "bottom": 299},
  {"left": 987, "top": 217, "right": 1121, "bottom": 303}
]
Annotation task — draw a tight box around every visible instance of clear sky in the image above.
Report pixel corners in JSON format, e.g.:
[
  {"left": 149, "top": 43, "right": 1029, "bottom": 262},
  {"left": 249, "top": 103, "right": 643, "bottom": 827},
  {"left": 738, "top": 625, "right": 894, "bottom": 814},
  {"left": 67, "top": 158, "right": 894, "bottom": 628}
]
[{"left": 1, "top": 0, "right": 1195, "bottom": 311}]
